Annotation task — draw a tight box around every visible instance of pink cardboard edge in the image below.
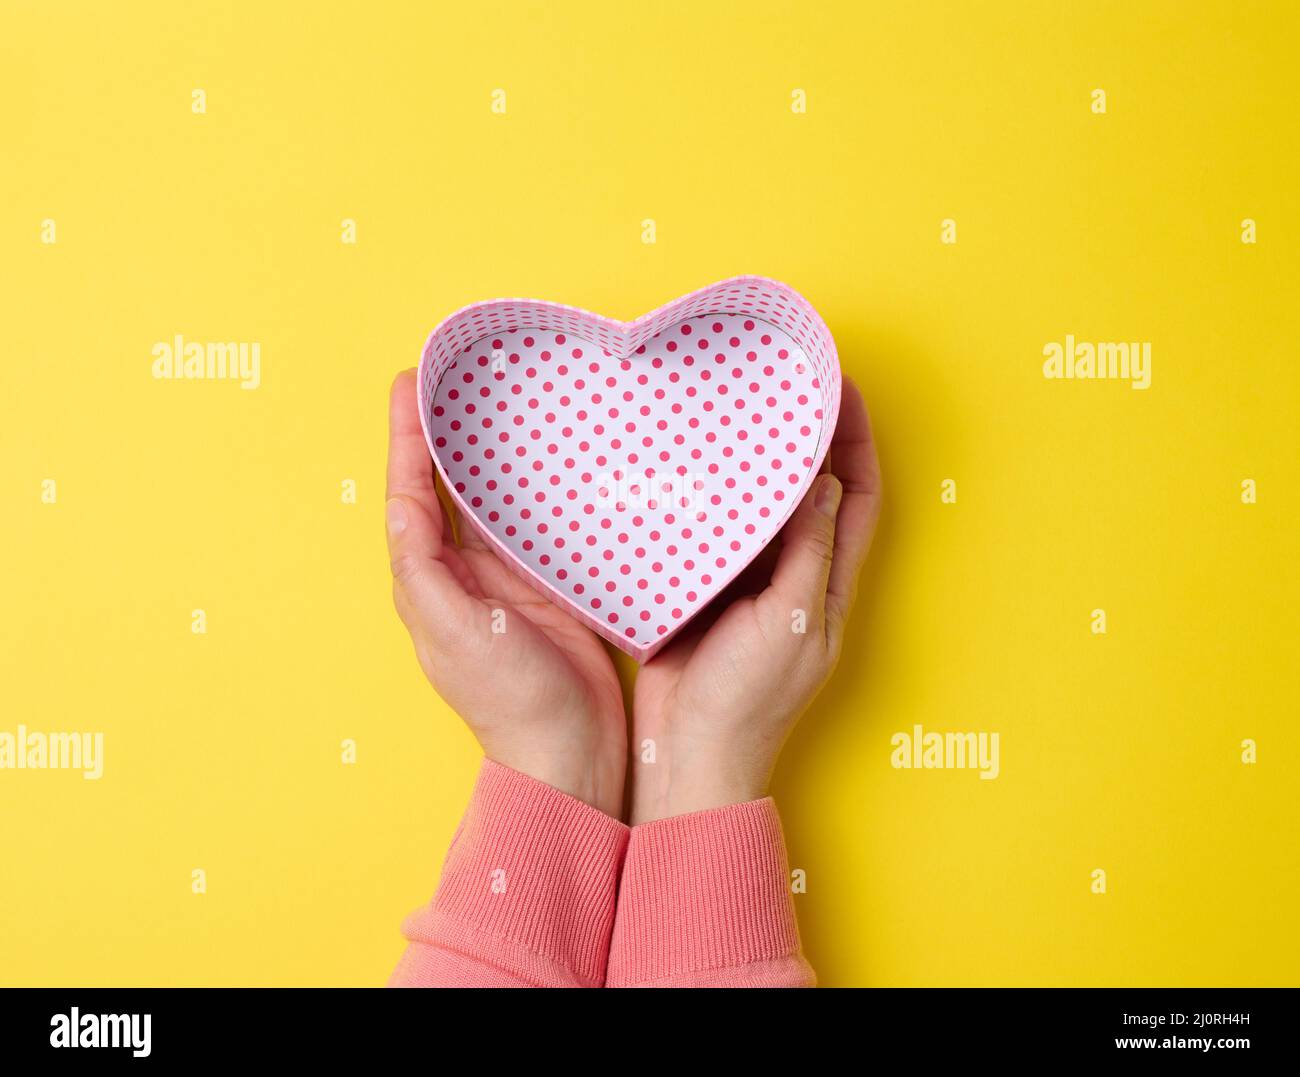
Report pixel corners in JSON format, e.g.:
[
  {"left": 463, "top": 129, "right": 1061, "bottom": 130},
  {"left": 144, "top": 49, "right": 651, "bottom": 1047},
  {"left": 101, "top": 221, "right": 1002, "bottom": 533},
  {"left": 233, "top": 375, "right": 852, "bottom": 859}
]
[{"left": 416, "top": 276, "right": 841, "bottom": 663}]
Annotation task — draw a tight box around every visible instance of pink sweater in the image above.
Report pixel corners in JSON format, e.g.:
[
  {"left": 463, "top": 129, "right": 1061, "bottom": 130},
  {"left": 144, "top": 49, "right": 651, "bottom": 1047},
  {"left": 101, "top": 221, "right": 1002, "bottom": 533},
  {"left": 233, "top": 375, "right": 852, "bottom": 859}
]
[{"left": 389, "top": 761, "right": 815, "bottom": 987}]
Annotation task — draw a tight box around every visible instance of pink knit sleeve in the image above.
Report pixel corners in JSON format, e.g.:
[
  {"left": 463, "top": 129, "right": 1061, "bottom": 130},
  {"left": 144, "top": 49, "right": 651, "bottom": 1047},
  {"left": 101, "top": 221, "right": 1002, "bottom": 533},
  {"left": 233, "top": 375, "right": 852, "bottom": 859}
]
[
  {"left": 388, "top": 759, "right": 630, "bottom": 988},
  {"left": 606, "top": 798, "right": 816, "bottom": 988}
]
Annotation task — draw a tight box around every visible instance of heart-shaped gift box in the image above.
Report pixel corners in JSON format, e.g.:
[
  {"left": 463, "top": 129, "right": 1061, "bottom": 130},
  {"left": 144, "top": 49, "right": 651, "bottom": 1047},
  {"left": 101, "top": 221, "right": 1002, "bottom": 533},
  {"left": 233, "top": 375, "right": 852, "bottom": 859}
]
[{"left": 417, "top": 276, "right": 840, "bottom": 662}]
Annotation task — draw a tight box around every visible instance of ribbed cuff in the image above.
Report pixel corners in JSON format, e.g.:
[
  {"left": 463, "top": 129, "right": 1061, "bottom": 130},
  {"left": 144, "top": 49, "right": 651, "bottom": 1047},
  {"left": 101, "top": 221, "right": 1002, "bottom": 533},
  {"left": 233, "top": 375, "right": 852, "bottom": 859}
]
[
  {"left": 400, "top": 759, "right": 629, "bottom": 987},
  {"left": 606, "top": 798, "right": 811, "bottom": 987}
]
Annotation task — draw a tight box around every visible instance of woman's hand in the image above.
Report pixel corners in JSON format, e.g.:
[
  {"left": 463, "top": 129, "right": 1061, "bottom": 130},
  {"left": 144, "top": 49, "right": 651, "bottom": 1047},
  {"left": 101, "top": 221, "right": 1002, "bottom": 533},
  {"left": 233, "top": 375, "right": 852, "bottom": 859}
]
[
  {"left": 629, "top": 379, "right": 882, "bottom": 823},
  {"left": 385, "top": 370, "right": 627, "bottom": 818}
]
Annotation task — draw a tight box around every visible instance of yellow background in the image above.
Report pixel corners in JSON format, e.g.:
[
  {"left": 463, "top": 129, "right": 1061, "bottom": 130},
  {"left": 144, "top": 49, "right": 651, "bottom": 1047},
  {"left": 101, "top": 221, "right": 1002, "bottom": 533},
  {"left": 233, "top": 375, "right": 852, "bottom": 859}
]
[{"left": 2, "top": 0, "right": 1296, "bottom": 986}]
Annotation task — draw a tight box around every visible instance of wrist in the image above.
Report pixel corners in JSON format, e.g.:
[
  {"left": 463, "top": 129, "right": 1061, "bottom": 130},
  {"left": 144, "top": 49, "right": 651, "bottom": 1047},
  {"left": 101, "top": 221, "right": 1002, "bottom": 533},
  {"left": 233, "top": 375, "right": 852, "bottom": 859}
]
[
  {"left": 484, "top": 747, "right": 624, "bottom": 820},
  {"left": 628, "top": 748, "right": 769, "bottom": 825}
]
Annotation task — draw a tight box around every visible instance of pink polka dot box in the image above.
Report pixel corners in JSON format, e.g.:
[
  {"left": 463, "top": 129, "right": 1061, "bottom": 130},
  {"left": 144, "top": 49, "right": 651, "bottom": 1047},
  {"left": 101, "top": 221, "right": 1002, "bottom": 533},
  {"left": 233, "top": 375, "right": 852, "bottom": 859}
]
[{"left": 417, "top": 276, "right": 841, "bottom": 662}]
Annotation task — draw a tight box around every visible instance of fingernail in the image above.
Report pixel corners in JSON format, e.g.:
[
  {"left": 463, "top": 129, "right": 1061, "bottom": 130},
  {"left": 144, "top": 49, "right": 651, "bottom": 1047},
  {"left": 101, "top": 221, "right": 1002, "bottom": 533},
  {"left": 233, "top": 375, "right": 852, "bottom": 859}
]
[
  {"left": 385, "top": 498, "right": 407, "bottom": 537},
  {"left": 816, "top": 475, "right": 842, "bottom": 517}
]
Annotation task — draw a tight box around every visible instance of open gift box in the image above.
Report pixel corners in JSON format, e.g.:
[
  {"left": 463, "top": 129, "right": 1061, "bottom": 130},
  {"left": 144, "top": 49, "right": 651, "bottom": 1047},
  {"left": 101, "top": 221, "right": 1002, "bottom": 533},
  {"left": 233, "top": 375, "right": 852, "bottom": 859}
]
[{"left": 417, "top": 276, "right": 841, "bottom": 662}]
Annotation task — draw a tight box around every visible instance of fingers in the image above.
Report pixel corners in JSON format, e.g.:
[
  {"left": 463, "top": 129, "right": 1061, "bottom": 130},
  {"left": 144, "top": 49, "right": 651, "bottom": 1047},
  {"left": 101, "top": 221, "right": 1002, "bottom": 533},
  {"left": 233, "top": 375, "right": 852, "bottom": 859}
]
[
  {"left": 824, "top": 379, "right": 882, "bottom": 641},
  {"left": 388, "top": 368, "right": 485, "bottom": 551},
  {"left": 756, "top": 378, "right": 881, "bottom": 651},
  {"left": 388, "top": 366, "right": 463, "bottom": 553},
  {"left": 386, "top": 370, "right": 483, "bottom": 648},
  {"left": 387, "top": 370, "right": 438, "bottom": 503},
  {"left": 762, "top": 472, "right": 842, "bottom": 630},
  {"left": 386, "top": 491, "right": 485, "bottom": 648}
]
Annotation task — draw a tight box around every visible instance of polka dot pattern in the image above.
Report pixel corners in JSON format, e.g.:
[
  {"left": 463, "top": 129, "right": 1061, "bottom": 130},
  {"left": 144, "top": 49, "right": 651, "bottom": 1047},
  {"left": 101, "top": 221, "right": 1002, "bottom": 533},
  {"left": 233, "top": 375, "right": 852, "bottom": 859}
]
[{"left": 418, "top": 278, "right": 840, "bottom": 660}]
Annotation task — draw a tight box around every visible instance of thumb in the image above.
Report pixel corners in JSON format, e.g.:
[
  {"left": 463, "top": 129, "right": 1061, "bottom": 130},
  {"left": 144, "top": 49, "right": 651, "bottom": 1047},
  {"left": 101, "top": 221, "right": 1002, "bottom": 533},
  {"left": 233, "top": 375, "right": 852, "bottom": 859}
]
[
  {"left": 385, "top": 495, "right": 483, "bottom": 649},
  {"left": 764, "top": 473, "right": 842, "bottom": 623}
]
